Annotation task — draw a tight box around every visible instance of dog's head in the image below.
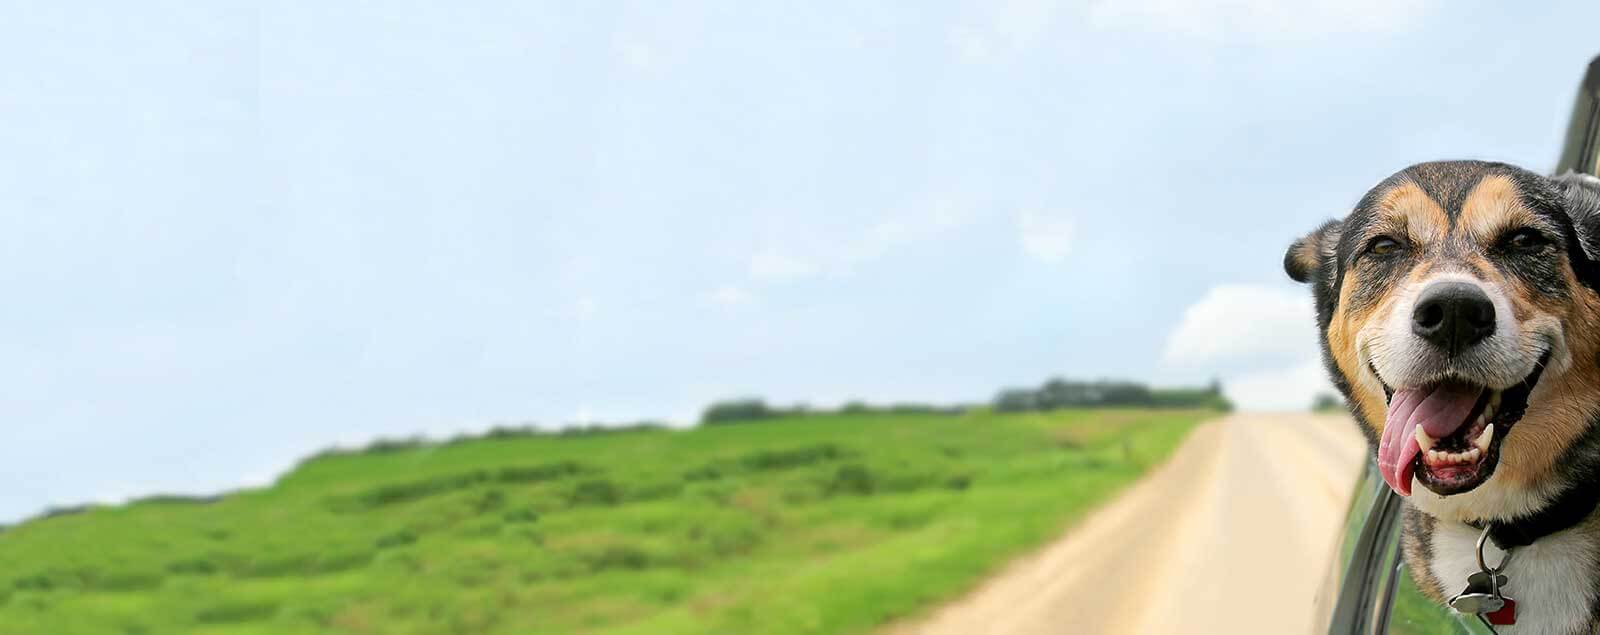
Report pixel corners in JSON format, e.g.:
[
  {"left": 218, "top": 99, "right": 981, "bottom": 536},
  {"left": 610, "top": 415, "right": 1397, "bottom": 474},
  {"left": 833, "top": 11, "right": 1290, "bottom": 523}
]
[{"left": 1287, "top": 161, "right": 1600, "bottom": 518}]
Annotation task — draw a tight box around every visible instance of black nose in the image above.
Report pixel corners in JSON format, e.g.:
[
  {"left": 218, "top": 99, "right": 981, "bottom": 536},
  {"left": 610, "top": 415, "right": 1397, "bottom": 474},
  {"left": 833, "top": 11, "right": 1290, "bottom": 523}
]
[{"left": 1412, "top": 281, "right": 1496, "bottom": 355}]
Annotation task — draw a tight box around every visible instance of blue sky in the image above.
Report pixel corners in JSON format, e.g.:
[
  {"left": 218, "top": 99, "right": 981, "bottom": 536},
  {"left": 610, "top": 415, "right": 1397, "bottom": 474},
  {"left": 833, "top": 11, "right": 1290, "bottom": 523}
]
[{"left": 3, "top": 1, "right": 1598, "bottom": 522}]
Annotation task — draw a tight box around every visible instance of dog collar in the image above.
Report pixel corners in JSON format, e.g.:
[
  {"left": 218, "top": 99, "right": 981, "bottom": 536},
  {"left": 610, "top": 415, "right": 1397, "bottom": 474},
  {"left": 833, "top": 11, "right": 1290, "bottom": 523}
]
[{"left": 1468, "top": 480, "right": 1600, "bottom": 549}]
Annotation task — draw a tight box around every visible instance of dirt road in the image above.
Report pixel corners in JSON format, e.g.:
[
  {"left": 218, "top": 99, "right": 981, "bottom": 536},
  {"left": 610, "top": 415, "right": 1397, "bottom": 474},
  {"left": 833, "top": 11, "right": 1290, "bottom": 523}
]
[{"left": 888, "top": 413, "right": 1367, "bottom": 635}]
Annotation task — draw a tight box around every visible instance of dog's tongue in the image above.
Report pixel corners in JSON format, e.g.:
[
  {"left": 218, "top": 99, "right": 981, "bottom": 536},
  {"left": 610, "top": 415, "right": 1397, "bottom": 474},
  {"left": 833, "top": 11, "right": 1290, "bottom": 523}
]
[{"left": 1377, "top": 383, "right": 1481, "bottom": 496}]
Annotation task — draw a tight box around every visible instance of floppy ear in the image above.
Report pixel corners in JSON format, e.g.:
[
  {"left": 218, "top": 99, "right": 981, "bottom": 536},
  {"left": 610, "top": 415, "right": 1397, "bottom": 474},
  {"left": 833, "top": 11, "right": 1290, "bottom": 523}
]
[
  {"left": 1553, "top": 172, "right": 1600, "bottom": 261},
  {"left": 1284, "top": 220, "right": 1341, "bottom": 284}
]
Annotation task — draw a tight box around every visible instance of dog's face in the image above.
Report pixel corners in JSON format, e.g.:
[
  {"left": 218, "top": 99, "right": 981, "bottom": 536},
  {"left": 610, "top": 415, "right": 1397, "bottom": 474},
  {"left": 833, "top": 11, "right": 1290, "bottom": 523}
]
[{"left": 1287, "top": 161, "right": 1600, "bottom": 516}]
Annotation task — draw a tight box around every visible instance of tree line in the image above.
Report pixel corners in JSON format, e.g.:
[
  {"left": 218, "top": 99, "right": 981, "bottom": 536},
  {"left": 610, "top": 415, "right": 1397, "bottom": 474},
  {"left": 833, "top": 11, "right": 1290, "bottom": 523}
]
[
  {"left": 701, "top": 378, "right": 1231, "bottom": 425},
  {"left": 992, "top": 378, "right": 1231, "bottom": 413}
]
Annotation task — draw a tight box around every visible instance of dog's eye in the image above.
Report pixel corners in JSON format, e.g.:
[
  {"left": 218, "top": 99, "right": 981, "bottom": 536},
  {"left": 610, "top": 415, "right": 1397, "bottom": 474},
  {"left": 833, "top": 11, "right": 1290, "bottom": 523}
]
[
  {"left": 1504, "top": 228, "right": 1552, "bottom": 254},
  {"left": 1366, "top": 236, "right": 1403, "bottom": 257}
]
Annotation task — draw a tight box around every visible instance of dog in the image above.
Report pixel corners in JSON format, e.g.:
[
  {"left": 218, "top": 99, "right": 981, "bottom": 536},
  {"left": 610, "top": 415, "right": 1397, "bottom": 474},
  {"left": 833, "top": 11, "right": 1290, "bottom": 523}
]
[{"left": 1286, "top": 160, "right": 1600, "bottom": 633}]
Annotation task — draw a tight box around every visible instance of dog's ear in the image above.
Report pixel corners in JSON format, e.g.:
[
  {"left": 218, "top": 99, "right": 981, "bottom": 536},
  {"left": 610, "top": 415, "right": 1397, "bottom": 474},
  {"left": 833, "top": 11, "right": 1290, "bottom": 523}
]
[
  {"left": 1553, "top": 172, "right": 1600, "bottom": 261},
  {"left": 1285, "top": 220, "right": 1342, "bottom": 284}
]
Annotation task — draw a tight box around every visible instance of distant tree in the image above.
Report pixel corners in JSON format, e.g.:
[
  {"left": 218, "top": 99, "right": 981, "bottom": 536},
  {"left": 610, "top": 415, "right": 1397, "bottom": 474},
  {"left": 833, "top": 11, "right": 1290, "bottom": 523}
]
[
  {"left": 994, "top": 378, "right": 1230, "bottom": 412},
  {"left": 840, "top": 401, "right": 871, "bottom": 414},
  {"left": 701, "top": 398, "right": 778, "bottom": 425},
  {"left": 994, "top": 389, "right": 1039, "bottom": 413},
  {"left": 1312, "top": 393, "right": 1345, "bottom": 413}
]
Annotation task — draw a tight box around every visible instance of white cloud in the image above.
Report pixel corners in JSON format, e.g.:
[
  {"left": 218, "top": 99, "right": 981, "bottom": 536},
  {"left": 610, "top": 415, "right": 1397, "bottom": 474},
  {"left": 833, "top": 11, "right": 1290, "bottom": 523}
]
[
  {"left": 950, "top": 0, "right": 1065, "bottom": 61},
  {"left": 571, "top": 296, "right": 599, "bottom": 321},
  {"left": 1163, "top": 283, "right": 1336, "bottom": 411},
  {"left": 1085, "top": 0, "right": 1435, "bottom": 41},
  {"left": 707, "top": 285, "right": 752, "bottom": 307},
  {"left": 1162, "top": 284, "right": 1316, "bottom": 365},
  {"left": 617, "top": 39, "right": 658, "bottom": 72},
  {"left": 748, "top": 249, "right": 819, "bottom": 280},
  {"left": 847, "top": 196, "right": 971, "bottom": 265},
  {"left": 748, "top": 195, "right": 974, "bottom": 281},
  {"left": 1018, "top": 210, "right": 1076, "bottom": 263},
  {"left": 1225, "top": 357, "right": 1337, "bottom": 412}
]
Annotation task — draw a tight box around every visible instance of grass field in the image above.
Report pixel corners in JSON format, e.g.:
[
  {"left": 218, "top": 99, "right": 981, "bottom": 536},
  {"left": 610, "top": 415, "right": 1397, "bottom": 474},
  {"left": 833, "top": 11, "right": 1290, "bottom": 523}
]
[{"left": 0, "top": 408, "right": 1208, "bottom": 635}]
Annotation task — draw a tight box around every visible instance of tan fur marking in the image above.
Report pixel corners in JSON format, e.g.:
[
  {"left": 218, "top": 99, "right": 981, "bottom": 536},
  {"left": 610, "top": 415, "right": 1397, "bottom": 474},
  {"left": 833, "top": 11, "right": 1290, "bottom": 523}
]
[
  {"left": 1495, "top": 266, "right": 1600, "bottom": 488},
  {"left": 1459, "top": 175, "right": 1539, "bottom": 244},
  {"left": 1380, "top": 181, "right": 1449, "bottom": 245}
]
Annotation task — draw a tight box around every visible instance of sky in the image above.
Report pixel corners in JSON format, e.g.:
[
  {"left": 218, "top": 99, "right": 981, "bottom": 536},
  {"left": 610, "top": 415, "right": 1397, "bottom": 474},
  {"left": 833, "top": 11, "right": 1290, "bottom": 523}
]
[{"left": 3, "top": 1, "right": 1599, "bottom": 522}]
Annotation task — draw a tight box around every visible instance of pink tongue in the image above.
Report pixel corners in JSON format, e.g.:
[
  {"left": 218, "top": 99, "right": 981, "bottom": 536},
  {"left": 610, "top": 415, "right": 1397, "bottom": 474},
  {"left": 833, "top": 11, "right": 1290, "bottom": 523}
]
[{"left": 1377, "top": 383, "right": 1482, "bottom": 496}]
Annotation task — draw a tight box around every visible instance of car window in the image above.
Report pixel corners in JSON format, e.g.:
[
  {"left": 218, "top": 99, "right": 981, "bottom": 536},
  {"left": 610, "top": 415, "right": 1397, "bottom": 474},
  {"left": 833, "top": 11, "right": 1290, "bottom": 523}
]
[
  {"left": 1323, "top": 461, "right": 1495, "bottom": 635},
  {"left": 1384, "top": 560, "right": 1492, "bottom": 635}
]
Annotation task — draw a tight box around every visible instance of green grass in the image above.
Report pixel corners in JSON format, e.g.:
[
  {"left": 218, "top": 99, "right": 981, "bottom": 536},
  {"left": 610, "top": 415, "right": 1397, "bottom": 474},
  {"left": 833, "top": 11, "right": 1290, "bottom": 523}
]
[
  {"left": 0, "top": 408, "right": 1208, "bottom": 635},
  {"left": 1388, "top": 564, "right": 1477, "bottom": 635}
]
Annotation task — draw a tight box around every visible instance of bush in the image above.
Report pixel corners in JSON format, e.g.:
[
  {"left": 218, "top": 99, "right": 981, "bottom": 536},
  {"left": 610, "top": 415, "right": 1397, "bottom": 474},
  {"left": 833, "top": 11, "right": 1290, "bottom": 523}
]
[
  {"left": 375, "top": 528, "right": 419, "bottom": 549},
  {"left": 701, "top": 399, "right": 778, "bottom": 425},
  {"left": 1312, "top": 393, "right": 1345, "bottom": 412},
  {"left": 352, "top": 471, "right": 491, "bottom": 508},
  {"left": 826, "top": 464, "right": 876, "bottom": 496},
  {"left": 195, "top": 600, "right": 279, "bottom": 624},
  {"left": 495, "top": 461, "right": 584, "bottom": 483},
  {"left": 568, "top": 480, "right": 623, "bottom": 507},
  {"left": 740, "top": 444, "right": 847, "bottom": 471}
]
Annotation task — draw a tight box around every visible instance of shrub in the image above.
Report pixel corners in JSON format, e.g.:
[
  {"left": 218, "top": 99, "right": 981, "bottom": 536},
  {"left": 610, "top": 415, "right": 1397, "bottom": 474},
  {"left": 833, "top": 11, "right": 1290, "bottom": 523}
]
[
  {"left": 682, "top": 464, "right": 724, "bottom": 481},
  {"left": 495, "top": 462, "right": 584, "bottom": 484},
  {"left": 701, "top": 399, "right": 778, "bottom": 425},
  {"left": 167, "top": 558, "right": 220, "bottom": 575},
  {"left": 474, "top": 490, "right": 506, "bottom": 513},
  {"left": 740, "top": 444, "right": 846, "bottom": 471},
  {"left": 826, "top": 464, "right": 876, "bottom": 496},
  {"left": 584, "top": 545, "right": 651, "bottom": 572},
  {"left": 375, "top": 528, "right": 419, "bottom": 549},
  {"left": 195, "top": 600, "right": 279, "bottom": 624},
  {"left": 568, "top": 480, "right": 623, "bottom": 507}
]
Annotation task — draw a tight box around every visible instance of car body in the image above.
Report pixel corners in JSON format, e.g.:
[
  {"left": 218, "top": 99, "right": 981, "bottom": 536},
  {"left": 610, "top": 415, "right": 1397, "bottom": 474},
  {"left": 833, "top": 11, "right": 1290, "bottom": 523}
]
[{"left": 1317, "top": 55, "right": 1600, "bottom": 635}]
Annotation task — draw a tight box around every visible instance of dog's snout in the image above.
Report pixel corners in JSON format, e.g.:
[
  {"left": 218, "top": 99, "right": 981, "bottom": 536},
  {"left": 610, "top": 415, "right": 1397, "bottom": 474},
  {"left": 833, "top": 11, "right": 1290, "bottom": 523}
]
[{"left": 1412, "top": 281, "right": 1496, "bottom": 355}]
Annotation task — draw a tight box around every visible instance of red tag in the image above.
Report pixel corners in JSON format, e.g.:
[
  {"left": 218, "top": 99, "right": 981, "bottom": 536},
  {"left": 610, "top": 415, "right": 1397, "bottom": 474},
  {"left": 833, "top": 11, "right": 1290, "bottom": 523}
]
[{"left": 1487, "top": 597, "right": 1517, "bottom": 625}]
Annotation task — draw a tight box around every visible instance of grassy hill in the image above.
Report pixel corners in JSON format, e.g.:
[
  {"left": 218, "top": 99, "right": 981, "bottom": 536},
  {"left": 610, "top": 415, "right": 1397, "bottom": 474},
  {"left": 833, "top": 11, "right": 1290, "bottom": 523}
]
[{"left": 0, "top": 408, "right": 1208, "bottom": 635}]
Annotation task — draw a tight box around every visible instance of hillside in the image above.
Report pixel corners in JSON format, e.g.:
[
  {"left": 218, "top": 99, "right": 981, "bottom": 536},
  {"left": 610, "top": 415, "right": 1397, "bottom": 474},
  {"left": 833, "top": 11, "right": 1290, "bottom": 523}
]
[{"left": 0, "top": 409, "right": 1207, "bottom": 635}]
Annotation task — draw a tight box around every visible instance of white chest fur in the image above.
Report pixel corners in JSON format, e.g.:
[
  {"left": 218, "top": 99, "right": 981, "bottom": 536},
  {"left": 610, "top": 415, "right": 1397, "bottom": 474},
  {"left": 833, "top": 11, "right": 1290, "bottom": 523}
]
[{"left": 1429, "top": 521, "right": 1596, "bottom": 635}]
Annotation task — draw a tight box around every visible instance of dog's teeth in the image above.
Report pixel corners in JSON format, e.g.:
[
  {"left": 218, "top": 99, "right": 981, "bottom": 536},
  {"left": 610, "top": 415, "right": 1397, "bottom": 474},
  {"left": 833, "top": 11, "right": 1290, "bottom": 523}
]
[
  {"left": 1468, "top": 447, "right": 1481, "bottom": 462},
  {"left": 1414, "top": 427, "right": 1437, "bottom": 452},
  {"left": 1427, "top": 449, "right": 1443, "bottom": 463},
  {"left": 1474, "top": 424, "right": 1495, "bottom": 453}
]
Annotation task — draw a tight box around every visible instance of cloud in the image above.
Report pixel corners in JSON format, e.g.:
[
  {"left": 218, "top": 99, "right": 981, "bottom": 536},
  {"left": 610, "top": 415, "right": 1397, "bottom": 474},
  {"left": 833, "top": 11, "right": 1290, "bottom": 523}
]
[
  {"left": 616, "top": 39, "right": 658, "bottom": 72},
  {"left": 1224, "top": 357, "right": 1337, "bottom": 412},
  {"left": 748, "top": 195, "right": 974, "bottom": 281},
  {"left": 1164, "top": 283, "right": 1335, "bottom": 411},
  {"left": 707, "top": 285, "right": 752, "bottom": 307},
  {"left": 570, "top": 296, "right": 599, "bottom": 321},
  {"left": 1162, "top": 284, "right": 1315, "bottom": 365},
  {"left": 1085, "top": 0, "right": 1435, "bottom": 41},
  {"left": 950, "top": 0, "right": 1064, "bottom": 61},
  {"left": 749, "top": 249, "right": 820, "bottom": 280},
  {"left": 1018, "top": 210, "right": 1076, "bottom": 263},
  {"left": 847, "top": 196, "right": 970, "bottom": 265}
]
